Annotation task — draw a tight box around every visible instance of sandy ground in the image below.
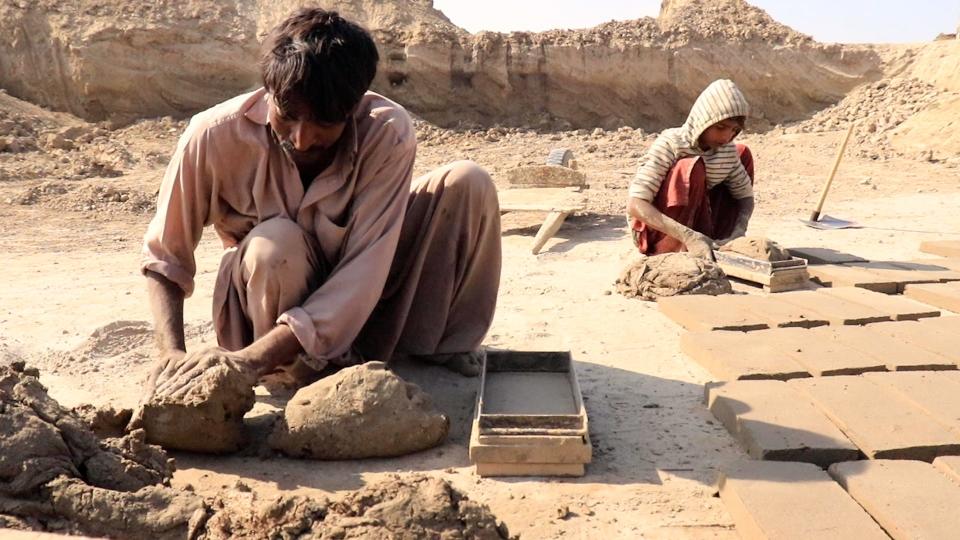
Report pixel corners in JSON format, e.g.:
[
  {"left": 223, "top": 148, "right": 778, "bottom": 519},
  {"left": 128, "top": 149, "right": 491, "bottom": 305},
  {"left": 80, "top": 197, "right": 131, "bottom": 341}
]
[{"left": 2, "top": 124, "right": 960, "bottom": 538}]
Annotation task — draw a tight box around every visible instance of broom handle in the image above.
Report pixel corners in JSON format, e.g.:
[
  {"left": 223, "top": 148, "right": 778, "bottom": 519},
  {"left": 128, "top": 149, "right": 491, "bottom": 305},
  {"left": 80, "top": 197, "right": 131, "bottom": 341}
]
[{"left": 809, "top": 123, "right": 855, "bottom": 222}]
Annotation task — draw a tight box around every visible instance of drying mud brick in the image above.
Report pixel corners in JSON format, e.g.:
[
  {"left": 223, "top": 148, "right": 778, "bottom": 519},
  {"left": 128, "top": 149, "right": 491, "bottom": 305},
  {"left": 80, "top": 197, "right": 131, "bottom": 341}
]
[
  {"left": 868, "top": 320, "right": 960, "bottom": 364},
  {"left": 657, "top": 294, "right": 769, "bottom": 331},
  {"left": 138, "top": 354, "right": 255, "bottom": 454},
  {"left": 933, "top": 456, "right": 960, "bottom": 484},
  {"left": 829, "top": 460, "right": 960, "bottom": 540},
  {"left": 865, "top": 371, "right": 960, "bottom": 434},
  {"left": 712, "top": 294, "right": 829, "bottom": 328},
  {"left": 680, "top": 331, "right": 810, "bottom": 381},
  {"left": 918, "top": 315, "right": 960, "bottom": 333},
  {"left": 775, "top": 290, "right": 892, "bottom": 325},
  {"left": 905, "top": 258, "right": 960, "bottom": 272},
  {"left": 718, "top": 461, "right": 888, "bottom": 540},
  {"left": 785, "top": 247, "right": 868, "bottom": 265},
  {"left": 807, "top": 264, "right": 900, "bottom": 293},
  {"left": 818, "top": 286, "right": 941, "bottom": 320},
  {"left": 790, "top": 375, "right": 960, "bottom": 461},
  {"left": 844, "top": 261, "right": 951, "bottom": 292},
  {"left": 269, "top": 362, "right": 449, "bottom": 459},
  {"left": 904, "top": 282, "right": 960, "bottom": 313},
  {"left": 920, "top": 240, "right": 960, "bottom": 258},
  {"left": 818, "top": 325, "right": 955, "bottom": 371},
  {"left": 773, "top": 327, "right": 887, "bottom": 376},
  {"left": 706, "top": 380, "right": 859, "bottom": 466}
]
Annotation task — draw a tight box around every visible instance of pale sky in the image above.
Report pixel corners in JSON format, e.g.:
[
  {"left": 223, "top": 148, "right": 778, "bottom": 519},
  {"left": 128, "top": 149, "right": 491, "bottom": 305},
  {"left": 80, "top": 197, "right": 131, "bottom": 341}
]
[{"left": 433, "top": 0, "right": 960, "bottom": 43}]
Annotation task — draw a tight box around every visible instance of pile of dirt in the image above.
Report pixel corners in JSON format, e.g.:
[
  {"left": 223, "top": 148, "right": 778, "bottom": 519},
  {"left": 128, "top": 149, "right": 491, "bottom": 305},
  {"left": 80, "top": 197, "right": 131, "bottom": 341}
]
[
  {"left": 8, "top": 181, "right": 155, "bottom": 214},
  {"left": 138, "top": 351, "right": 256, "bottom": 454},
  {"left": 719, "top": 236, "right": 791, "bottom": 262},
  {"left": 615, "top": 252, "right": 732, "bottom": 301},
  {"left": 269, "top": 361, "right": 449, "bottom": 459},
  {"left": 658, "top": 0, "right": 812, "bottom": 45},
  {"left": 786, "top": 78, "right": 944, "bottom": 160}
]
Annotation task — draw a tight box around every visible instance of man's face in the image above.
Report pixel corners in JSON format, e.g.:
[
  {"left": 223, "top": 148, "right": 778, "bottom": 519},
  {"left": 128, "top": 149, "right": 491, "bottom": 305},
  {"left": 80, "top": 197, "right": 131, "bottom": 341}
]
[
  {"left": 698, "top": 118, "right": 743, "bottom": 151},
  {"left": 267, "top": 94, "right": 347, "bottom": 156}
]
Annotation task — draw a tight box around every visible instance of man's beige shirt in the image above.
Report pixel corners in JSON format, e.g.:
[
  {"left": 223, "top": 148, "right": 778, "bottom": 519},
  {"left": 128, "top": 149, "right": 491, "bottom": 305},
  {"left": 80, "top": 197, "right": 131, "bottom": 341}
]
[{"left": 141, "top": 88, "right": 417, "bottom": 362}]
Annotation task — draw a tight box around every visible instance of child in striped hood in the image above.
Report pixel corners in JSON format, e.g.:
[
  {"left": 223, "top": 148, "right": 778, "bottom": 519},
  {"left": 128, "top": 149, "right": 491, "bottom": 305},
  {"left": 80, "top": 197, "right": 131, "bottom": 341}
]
[{"left": 627, "top": 79, "right": 755, "bottom": 260}]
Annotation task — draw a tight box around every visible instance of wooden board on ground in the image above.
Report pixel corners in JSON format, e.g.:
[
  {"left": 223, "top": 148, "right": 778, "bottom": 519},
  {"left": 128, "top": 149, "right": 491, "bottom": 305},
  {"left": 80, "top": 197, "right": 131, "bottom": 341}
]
[
  {"left": 470, "top": 350, "right": 591, "bottom": 477},
  {"left": 498, "top": 186, "right": 587, "bottom": 255},
  {"left": 904, "top": 282, "right": 960, "bottom": 313},
  {"left": 772, "top": 327, "right": 888, "bottom": 376},
  {"left": 657, "top": 295, "right": 770, "bottom": 332},
  {"left": 786, "top": 247, "right": 868, "bottom": 265},
  {"left": 920, "top": 240, "right": 960, "bottom": 258},
  {"left": 865, "top": 371, "right": 960, "bottom": 435},
  {"left": 706, "top": 380, "right": 860, "bottom": 466},
  {"left": 718, "top": 461, "right": 889, "bottom": 540},
  {"left": 790, "top": 375, "right": 960, "bottom": 461},
  {"left": 818, "top": 325, "right": 956, "bottom": 371},
  {"left": 818, "top": 286, "right": 941, "bottom": 321},
  {"left": 806, "top": 264, "right": 900, "bottom": 293},
  {"left": 829, "top": 459, "right": 960, "bottom": 540},
  {"left": 775, "top": 290, "right": 893, "bottom": 325},
  {"left": 680, "top": 331, "right": 810, "bottom": 381},
  {"left": 715, "top": 252, "right": 810, "bottom": 293},
  {"left": 867, "top": 320, "right": 960, "bottom": 364}
]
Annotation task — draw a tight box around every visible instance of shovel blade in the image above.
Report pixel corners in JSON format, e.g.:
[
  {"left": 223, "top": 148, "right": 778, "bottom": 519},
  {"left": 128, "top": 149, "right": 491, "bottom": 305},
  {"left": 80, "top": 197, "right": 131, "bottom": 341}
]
[{"left": 798, "top": 214, "right": 861, "bottom": 230}]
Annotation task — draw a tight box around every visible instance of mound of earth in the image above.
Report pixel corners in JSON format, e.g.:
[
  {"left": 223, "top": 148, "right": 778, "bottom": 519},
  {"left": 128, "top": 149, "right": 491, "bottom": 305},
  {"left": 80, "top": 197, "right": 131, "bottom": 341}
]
[
  {"left": 719, "top": 236, "right": 791, "bottom": 262},
  {"left": 269, "top": 361, "right": 449, "bottom": 459},
  {"left": 137, "top": 352, "right": 256, "bottom": 454},
  {"left": 616, "top": 252, "right": 732, "bottom": 301}
]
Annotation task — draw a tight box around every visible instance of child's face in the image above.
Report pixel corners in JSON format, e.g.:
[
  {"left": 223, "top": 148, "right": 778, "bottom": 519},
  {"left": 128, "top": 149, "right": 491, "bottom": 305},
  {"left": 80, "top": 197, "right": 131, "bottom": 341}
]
[{"left": 698, "top": 119, "right": 743, "bottom": 150}]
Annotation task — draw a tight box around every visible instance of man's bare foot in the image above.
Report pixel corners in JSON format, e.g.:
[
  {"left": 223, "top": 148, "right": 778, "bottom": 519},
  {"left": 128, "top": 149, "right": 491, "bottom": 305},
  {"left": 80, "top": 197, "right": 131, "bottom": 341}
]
[{"left": 413, "top": 350, "right": 484, "bottom": 377}]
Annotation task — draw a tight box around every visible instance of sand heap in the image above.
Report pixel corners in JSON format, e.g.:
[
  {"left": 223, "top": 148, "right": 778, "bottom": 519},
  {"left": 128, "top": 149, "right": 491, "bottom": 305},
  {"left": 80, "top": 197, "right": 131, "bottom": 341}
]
[
  {"left": 269, "top": 362, "right": 449, "bottom": 459},
  {"left": 616, "top": 252, "right": 732, "bottom": 301},
  {"left": 0, "top": 362, "right": 510, "bottom": 539}
]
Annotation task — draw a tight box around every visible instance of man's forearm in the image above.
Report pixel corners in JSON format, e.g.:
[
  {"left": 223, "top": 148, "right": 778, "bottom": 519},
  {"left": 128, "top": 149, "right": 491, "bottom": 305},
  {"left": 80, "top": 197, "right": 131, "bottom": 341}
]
[
  {"left": 732, "top": 196, "right": 754, "bottom": 233},
  {"left": 240, "top": 325, "right": 304, "bottom": 375},
  {"left": 145, "top": 270, "right": 185, "bottom": 352},
  {"left": 628, "top": 197, "right": 696, "bottom": 242}
]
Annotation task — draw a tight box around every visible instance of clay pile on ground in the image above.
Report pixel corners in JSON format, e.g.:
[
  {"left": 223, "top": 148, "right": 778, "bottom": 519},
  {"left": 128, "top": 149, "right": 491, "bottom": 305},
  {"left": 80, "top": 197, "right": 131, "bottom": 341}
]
[
  {"left": 659, "top": 0, "right": 812, "bottom": 45},
  {"left": 615, "top": 252, "right": 732, "bottom": 301},
  {"left": 787, "top": 78, "right": 942, "bottom": 159},
  {"left": 719, "top": 236, "right": 791, "bottom": 262},
  {"left": 137, "top": 351, "right": 256, "bottom": 454},
  {"left": 269, "top": 361, "right": 449, "bottom": 459}
]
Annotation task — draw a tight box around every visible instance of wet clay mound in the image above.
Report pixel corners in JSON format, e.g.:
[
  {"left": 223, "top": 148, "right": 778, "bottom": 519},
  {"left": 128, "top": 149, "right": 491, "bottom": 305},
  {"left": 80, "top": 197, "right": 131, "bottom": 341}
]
[
  {"left": 0, "top": 363, "right": 173, "bottom": 497},
  {"left": 2, "top": 0, "right": 879, "bottom": 130},
  {"left": 269, "top": 361, "right": 449, "bottom": 459},
  {"left": 616, "top": 252, "right": 732, "bottom": 301},
  {"left": 720, "top": 236, "right": 791, "bottom": 262},
  {"left": 138, "top": 353, "right": 256, "bottom": 454}
]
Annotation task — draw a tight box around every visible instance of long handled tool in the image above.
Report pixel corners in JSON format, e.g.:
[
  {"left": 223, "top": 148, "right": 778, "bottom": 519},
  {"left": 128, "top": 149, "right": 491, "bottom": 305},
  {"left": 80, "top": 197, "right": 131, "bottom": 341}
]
[{"left": 800, "top": 123, "right": 860, "bottom": 230}]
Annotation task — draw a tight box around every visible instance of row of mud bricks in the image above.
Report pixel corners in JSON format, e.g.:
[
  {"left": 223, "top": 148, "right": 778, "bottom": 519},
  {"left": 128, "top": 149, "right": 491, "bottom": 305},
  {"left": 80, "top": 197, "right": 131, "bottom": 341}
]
[{"left": 663, "top": 240, "right": 960, "bottom": 539}]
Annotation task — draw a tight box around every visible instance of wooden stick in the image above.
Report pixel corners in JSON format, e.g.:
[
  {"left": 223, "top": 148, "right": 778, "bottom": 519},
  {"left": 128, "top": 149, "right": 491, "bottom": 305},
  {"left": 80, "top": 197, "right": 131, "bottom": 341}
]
[{"left": 809, "top": 123, "right": 856, "bottom": 222}]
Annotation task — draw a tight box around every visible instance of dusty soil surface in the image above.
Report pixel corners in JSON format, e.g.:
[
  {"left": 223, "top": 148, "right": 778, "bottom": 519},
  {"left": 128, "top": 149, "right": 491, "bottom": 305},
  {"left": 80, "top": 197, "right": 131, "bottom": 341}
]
[
  {"left": 2, "top": 0, "right": 960, "bottom": 538},
  {"left": 269, "top": 361, "right": 449, "bottom": 459}
]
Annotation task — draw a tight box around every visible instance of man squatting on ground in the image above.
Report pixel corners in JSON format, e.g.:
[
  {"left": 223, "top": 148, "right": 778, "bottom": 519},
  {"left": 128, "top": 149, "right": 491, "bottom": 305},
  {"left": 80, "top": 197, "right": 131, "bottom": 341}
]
[
  {"left": 138, "top": 8, "right": 502, "bottom": 400},
  {"left": 627, "top": 79, "right": 756, "bottom": 261}
]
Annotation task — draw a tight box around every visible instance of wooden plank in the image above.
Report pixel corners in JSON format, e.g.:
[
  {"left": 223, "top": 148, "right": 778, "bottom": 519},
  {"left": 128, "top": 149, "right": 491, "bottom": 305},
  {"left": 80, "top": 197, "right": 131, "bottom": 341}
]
[
  {"left": 830, "top": 460, "right": 960, "bottom": 540},
  {"left": 868, "top": 321, "right": 960, "bottom": 364},
  {"left": 475, "top": 462, "right": 584, "bottom": 477},
  {"left": 718, "top": 461, "right": 889, "bottom": 540},
  {"left": 819, "top": 325, "right": 956, "bottom": 371},
  {"left": 807, "top": 264, "right": 900, "bottom": 293},
  {"left": 920, "top": 240, "right": 960, "bottom": 258},
  {"left": 818, "top": 286, "right": 941, "bottom": 321},
  {"left": 786, "top": 247, "right": 868, "bottom": 265},
  {"left": 657, "top": 295, "right": 770, "bottom": 332},
  {"left": 498, "top": 186, "right": 586, "bottom": 213},
  {"left": 706, "top": 380, "right": 860, "bottom": 466},
  {"left": 775, "top": 290, "right": 893, "bottom": 325},
  {"left": 680, "top": 331, "right": 810, "bottom": 381},
  {"left": 865, "top": 371, "right": 960, "bottom": 435},
  {"left": 904, "top": 282, "right": 960, "bottom": 313},
  {"left": 773, "top": 327, "right": 887, "bottom": 376},
  {"left": 790, "top": 375, "right": 960, "bottom": 461}
]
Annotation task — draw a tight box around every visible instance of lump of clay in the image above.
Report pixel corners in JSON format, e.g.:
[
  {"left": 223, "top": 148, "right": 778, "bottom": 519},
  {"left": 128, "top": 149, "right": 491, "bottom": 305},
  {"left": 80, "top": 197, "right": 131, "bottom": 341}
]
[
  {"left": 616, "top": 252, "right": 732, "bottom": 301},
  {"left": 139, "top": 357, "right": 255, "bottom": 454},
  {"left": 268, "top": 361, "right": 449, "bottom": 459},
  {"left": 719, "top": 236, "right": 791, "bottom": 261}
]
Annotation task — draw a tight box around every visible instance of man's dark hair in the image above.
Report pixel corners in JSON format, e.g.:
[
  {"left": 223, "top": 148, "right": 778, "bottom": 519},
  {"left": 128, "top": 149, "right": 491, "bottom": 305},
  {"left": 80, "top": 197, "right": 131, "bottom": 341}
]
[{"left": 260, "top": 8, "right": 379, "bottom": 123}]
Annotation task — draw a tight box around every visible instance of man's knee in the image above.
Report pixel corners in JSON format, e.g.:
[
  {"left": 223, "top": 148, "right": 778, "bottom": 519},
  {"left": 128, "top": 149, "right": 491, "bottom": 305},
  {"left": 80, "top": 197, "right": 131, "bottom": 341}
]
[
  {"left": 242, "top": 217, "right": 313, "bottom": 275},
  {"left": 442, "top": 160, "right": 497, "bottom": 203}
]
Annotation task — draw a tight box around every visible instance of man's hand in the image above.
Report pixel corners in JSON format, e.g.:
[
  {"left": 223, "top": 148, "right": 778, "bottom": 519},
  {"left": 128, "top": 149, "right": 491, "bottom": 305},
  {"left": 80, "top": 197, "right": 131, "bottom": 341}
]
[
  {"left": 128, "top": 348, "right": 186, "bottom": 430},
  {"left": 683, "top": 230, "right": 717, "bottom": 261},
  {"left": 152, "top": 346, "right": 258, "bottom": 400}
]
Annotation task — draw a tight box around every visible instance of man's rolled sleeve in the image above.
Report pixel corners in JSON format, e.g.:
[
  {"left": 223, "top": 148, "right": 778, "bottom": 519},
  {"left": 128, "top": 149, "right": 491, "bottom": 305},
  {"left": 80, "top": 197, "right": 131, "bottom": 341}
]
[{"left": 724, "top": 162, "right": 754, "bottom": 200}]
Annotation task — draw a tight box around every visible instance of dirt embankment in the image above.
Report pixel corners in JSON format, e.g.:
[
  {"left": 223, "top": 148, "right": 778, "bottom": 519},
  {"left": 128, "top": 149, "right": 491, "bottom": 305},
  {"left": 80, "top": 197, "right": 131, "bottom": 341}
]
[{"left": 2, "top": 0, "right": 882, "bottom": 130}]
